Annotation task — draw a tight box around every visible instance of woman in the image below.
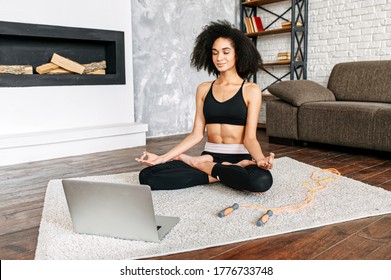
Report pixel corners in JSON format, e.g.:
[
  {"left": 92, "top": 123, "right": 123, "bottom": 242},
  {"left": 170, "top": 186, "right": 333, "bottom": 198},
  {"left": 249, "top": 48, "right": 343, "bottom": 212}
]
[{"left": 136, "top": 20, "right": 274, "bottom": 192}]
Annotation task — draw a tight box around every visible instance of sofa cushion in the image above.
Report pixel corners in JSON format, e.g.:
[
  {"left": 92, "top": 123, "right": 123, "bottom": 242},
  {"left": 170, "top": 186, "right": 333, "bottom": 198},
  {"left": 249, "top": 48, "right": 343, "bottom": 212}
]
[
  {"left": 266, "top": 99, "right": 299, "bottom": 139},
  {"left": 298, "top": 101, "right": 387, "bottom": 150},
  {"left": 268, "top": 80, "right": 335, "bottom": 107},
  {"left": 372, "top": 105, "right": 391, "bottom": 152},
  {"left": 328, "top": 60, "right": 391, "bottom": 103}
]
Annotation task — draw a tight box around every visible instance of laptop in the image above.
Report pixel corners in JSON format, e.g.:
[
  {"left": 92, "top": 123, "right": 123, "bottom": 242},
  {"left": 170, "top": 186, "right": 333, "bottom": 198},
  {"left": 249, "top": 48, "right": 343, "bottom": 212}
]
[{"left": 62, "top": 179, "right": 179, "bottom": 242}]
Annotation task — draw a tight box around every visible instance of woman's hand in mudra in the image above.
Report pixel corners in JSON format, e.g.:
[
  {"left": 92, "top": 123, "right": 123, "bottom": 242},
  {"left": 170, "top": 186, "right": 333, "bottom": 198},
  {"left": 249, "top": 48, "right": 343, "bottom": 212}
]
[
  {"left": 135, "top": 151, "right": 166, "bottom": 166},
  {"left": 257, "top": 152, "right": 275, "bottom": 170}
]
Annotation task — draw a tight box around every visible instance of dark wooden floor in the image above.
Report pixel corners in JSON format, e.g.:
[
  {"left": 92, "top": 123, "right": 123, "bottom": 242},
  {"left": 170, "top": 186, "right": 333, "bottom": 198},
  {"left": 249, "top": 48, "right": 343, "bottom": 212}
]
[{"left": 1, "top": 129, "right": 390, "bottom": 260}]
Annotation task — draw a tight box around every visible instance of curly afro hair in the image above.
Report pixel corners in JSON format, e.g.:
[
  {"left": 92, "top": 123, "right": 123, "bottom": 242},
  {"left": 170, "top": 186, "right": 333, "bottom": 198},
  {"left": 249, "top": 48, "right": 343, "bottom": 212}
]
[{"left": 190, "top": 20, "right": 263, "bottom": 79}]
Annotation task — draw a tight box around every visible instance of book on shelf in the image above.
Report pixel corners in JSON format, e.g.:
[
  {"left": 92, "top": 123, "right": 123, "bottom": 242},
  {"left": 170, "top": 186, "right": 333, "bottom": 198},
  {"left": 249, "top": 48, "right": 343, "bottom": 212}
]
[
  {"left": 253, "top": 16, "right": 264, "bottom": 32},
  {"left": 276, "top": 51, "right": 303, "bottom": 62},
  {"left": 277, "top": 56, "right": 291, "bottom": 60},
  {"left": 281, "top": 21, "right": 303, "bottom": 28},
  {"left": 277, "top": 51, "right": 291, "bottom": 60},
  {"left": 245, "top": 17, "right": 254, "bottom": 33},
  {"left": 244, "top": 16, "right": 264, "bottom": 33}
]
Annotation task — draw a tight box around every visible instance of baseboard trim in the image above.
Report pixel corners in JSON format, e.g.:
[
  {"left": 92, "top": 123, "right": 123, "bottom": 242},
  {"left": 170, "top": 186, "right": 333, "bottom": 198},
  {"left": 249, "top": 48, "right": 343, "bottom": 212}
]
[{"left": 0, "top": 123, "right": 148, "bottom": 166}]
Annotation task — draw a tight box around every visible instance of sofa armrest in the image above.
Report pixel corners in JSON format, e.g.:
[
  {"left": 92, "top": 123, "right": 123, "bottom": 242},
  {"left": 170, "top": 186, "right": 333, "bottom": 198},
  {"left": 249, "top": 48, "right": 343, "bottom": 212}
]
[{"left": 268, "top": 80, "right": 336, "bottom": 107}]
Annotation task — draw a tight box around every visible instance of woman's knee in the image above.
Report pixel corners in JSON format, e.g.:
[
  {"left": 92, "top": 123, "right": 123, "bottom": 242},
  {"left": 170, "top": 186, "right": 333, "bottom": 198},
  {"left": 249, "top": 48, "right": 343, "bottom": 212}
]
[
  {"left": 248, "top": 169, "right": 273, "bottom": 193},
  {"left": 138, "top": 167, "right": 151, "bottom": 185}
]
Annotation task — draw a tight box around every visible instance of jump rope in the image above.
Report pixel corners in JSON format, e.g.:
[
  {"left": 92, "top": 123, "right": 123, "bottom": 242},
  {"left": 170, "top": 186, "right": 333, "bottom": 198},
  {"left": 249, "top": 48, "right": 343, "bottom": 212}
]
[{"left": 217, "top": 168, "right": 341, "bottom": 226}]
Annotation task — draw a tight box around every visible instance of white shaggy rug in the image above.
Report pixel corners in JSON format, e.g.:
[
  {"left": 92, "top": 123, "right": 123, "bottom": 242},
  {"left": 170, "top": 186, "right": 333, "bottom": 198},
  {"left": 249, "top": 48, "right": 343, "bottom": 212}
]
[{"left": 35, "top": 157, "right": 391, "bottom": 260}]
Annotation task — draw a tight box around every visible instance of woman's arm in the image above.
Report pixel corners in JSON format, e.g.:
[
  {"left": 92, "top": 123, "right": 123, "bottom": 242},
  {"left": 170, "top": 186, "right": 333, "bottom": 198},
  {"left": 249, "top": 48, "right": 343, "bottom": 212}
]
[
  {"left": 137, "top": 82, "right": 209, "bottom": 166},
  {"left": 242, "top": 83, "right": 274, "bottom": 169}
]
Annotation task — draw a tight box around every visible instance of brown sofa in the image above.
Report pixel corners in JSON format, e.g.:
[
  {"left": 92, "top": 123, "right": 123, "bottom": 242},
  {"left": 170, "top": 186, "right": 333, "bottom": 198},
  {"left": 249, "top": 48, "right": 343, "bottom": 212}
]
[{"left": 266, "top": 60, "right": 391, "bottom": 152}]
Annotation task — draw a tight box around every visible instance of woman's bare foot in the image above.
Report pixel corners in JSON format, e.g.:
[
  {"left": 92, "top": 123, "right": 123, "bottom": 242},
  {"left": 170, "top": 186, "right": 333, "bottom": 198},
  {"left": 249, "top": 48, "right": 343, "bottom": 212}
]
[
  {"left": 175, "top": 154, "right": 213, "bottom": 168},
  {"left": 236, "top": 159, "right": 256, "bottom": 167},
  {"left": 221, "top": 160, "right": 256, "bottom": 167}
]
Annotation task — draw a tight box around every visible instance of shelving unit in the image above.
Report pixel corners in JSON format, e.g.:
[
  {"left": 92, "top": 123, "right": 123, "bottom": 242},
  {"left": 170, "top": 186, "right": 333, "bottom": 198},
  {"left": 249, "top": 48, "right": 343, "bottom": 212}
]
[
  {"left": 240, "top": 0, "right": 308, "bottom": 90},
  {"left": 240, "top": 0, "right": 308, "bottom": 127}
]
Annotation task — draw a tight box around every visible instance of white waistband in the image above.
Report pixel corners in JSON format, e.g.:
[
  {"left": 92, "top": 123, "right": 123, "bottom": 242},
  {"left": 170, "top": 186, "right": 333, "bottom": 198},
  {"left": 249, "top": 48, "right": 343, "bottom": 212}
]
[{"left": 204, "top": 142, "right": 249, "bottom": 154}]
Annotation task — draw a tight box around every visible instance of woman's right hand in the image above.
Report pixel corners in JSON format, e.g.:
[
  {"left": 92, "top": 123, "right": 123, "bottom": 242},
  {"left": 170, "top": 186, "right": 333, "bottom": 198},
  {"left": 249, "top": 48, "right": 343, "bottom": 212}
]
[
  {"left": 135, "top": 151, "right": 166, "bottom": 166},
  {"left": 256, "top": 152, "right": 275, "bottom": 170}
]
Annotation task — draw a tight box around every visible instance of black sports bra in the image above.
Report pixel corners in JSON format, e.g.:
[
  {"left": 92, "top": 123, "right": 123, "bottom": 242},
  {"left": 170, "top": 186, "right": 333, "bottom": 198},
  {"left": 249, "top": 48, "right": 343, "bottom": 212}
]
[{"left": 203, "top": 80, "right": 247, "bottom": 126}]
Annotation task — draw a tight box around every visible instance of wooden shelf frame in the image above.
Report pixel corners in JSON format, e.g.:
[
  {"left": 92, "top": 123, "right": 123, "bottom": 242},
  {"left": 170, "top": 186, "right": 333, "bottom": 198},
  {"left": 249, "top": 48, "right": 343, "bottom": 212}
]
[
  {"left": 263, "top": 60, "right": 291, "bottom": 66},
  {"left": 245, "top": 26, "right": 291, "bottom": 37}
]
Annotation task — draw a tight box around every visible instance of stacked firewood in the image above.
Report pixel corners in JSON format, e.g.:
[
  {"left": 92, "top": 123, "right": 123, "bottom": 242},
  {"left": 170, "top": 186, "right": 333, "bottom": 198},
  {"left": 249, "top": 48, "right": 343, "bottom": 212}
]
[
  {"left": 0, "top": 53, "right": 106, "bottom": 75},
  {"left": 0, "top": 65, "right": 33, "bottom": 75}
]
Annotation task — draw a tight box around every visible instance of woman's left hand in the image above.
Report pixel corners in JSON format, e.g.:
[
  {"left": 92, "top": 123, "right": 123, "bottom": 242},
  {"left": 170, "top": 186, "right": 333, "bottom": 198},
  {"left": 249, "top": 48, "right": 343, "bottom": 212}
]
[
  {"left": 135, "top": 151, "right": 166, "bottom": 166},
  {"left": 257, "top": 152, "right": 275, "bottom": 170}
]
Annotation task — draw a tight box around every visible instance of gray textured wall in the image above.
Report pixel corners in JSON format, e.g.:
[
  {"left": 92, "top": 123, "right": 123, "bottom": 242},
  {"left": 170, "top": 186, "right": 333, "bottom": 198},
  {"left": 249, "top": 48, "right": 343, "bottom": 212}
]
[{"left": 131, "top": 0, "right": 238, "bottom": 137}]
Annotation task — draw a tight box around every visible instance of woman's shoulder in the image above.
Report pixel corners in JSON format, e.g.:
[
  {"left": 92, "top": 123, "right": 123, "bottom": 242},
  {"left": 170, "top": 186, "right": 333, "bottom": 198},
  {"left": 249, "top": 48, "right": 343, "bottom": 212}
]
[
  {"left": 196, "top": 81, "right": 213, "bottom": 97},
  {"left": 197, "top": 81, "right": 213, "bottom": 90},
  {"left": 243, "top": 81, "right": 262, "bottom": 97}
]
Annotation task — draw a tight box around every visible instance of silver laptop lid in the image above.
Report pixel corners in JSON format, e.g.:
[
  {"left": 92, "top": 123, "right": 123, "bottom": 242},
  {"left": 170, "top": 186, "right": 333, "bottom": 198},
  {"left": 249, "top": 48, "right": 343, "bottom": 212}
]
[{"left": 62, "top": 179, "right": 161, "bottom": 242}]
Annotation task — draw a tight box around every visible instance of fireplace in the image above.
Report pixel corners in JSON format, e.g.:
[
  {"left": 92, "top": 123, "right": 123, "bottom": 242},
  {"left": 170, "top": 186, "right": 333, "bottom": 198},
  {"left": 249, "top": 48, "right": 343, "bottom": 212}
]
[{"left": 0, "top": 21, "right": 125, "bottom": 87}]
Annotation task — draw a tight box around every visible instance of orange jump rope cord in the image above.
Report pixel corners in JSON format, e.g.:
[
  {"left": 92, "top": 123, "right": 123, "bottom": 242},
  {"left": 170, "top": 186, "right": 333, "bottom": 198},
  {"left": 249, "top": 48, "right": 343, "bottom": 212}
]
[{"left": 239, "top": 168, "right": 341, "bottom": 214}]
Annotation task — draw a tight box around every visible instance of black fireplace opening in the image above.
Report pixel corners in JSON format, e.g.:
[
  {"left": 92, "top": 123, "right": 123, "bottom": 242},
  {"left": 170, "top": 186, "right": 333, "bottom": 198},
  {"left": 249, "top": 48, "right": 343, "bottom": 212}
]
[{"left": 0, "top": 21, "right": 125, "bottom": 87}]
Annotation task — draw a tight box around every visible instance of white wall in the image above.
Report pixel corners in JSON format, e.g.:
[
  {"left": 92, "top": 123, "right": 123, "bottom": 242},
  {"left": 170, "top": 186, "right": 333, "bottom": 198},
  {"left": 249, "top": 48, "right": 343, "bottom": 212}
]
[
  {"left": 257, "top": 0, "right": 391, "bottom": 88},
  {"left": 308, "top": 0, "right": 391, "bottom": 84},
  {"left": 0, "top": 0, "right": 147, "bottom": 166}
]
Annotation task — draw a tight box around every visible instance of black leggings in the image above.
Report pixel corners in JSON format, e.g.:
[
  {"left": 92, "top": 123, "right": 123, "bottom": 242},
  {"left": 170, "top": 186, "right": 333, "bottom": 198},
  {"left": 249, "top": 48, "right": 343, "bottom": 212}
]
[{"left": 139, "top": 151, "right": 273, "bottom": 192}]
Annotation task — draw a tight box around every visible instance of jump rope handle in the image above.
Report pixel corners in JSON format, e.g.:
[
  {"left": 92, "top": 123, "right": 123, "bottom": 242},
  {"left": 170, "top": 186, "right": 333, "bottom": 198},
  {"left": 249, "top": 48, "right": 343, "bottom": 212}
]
[
  {"left": 257, "top": 210, "right": 273, "bottom": 226},
  {"left": 218, "top": 203, "right": 239, "bottom": 217}
]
